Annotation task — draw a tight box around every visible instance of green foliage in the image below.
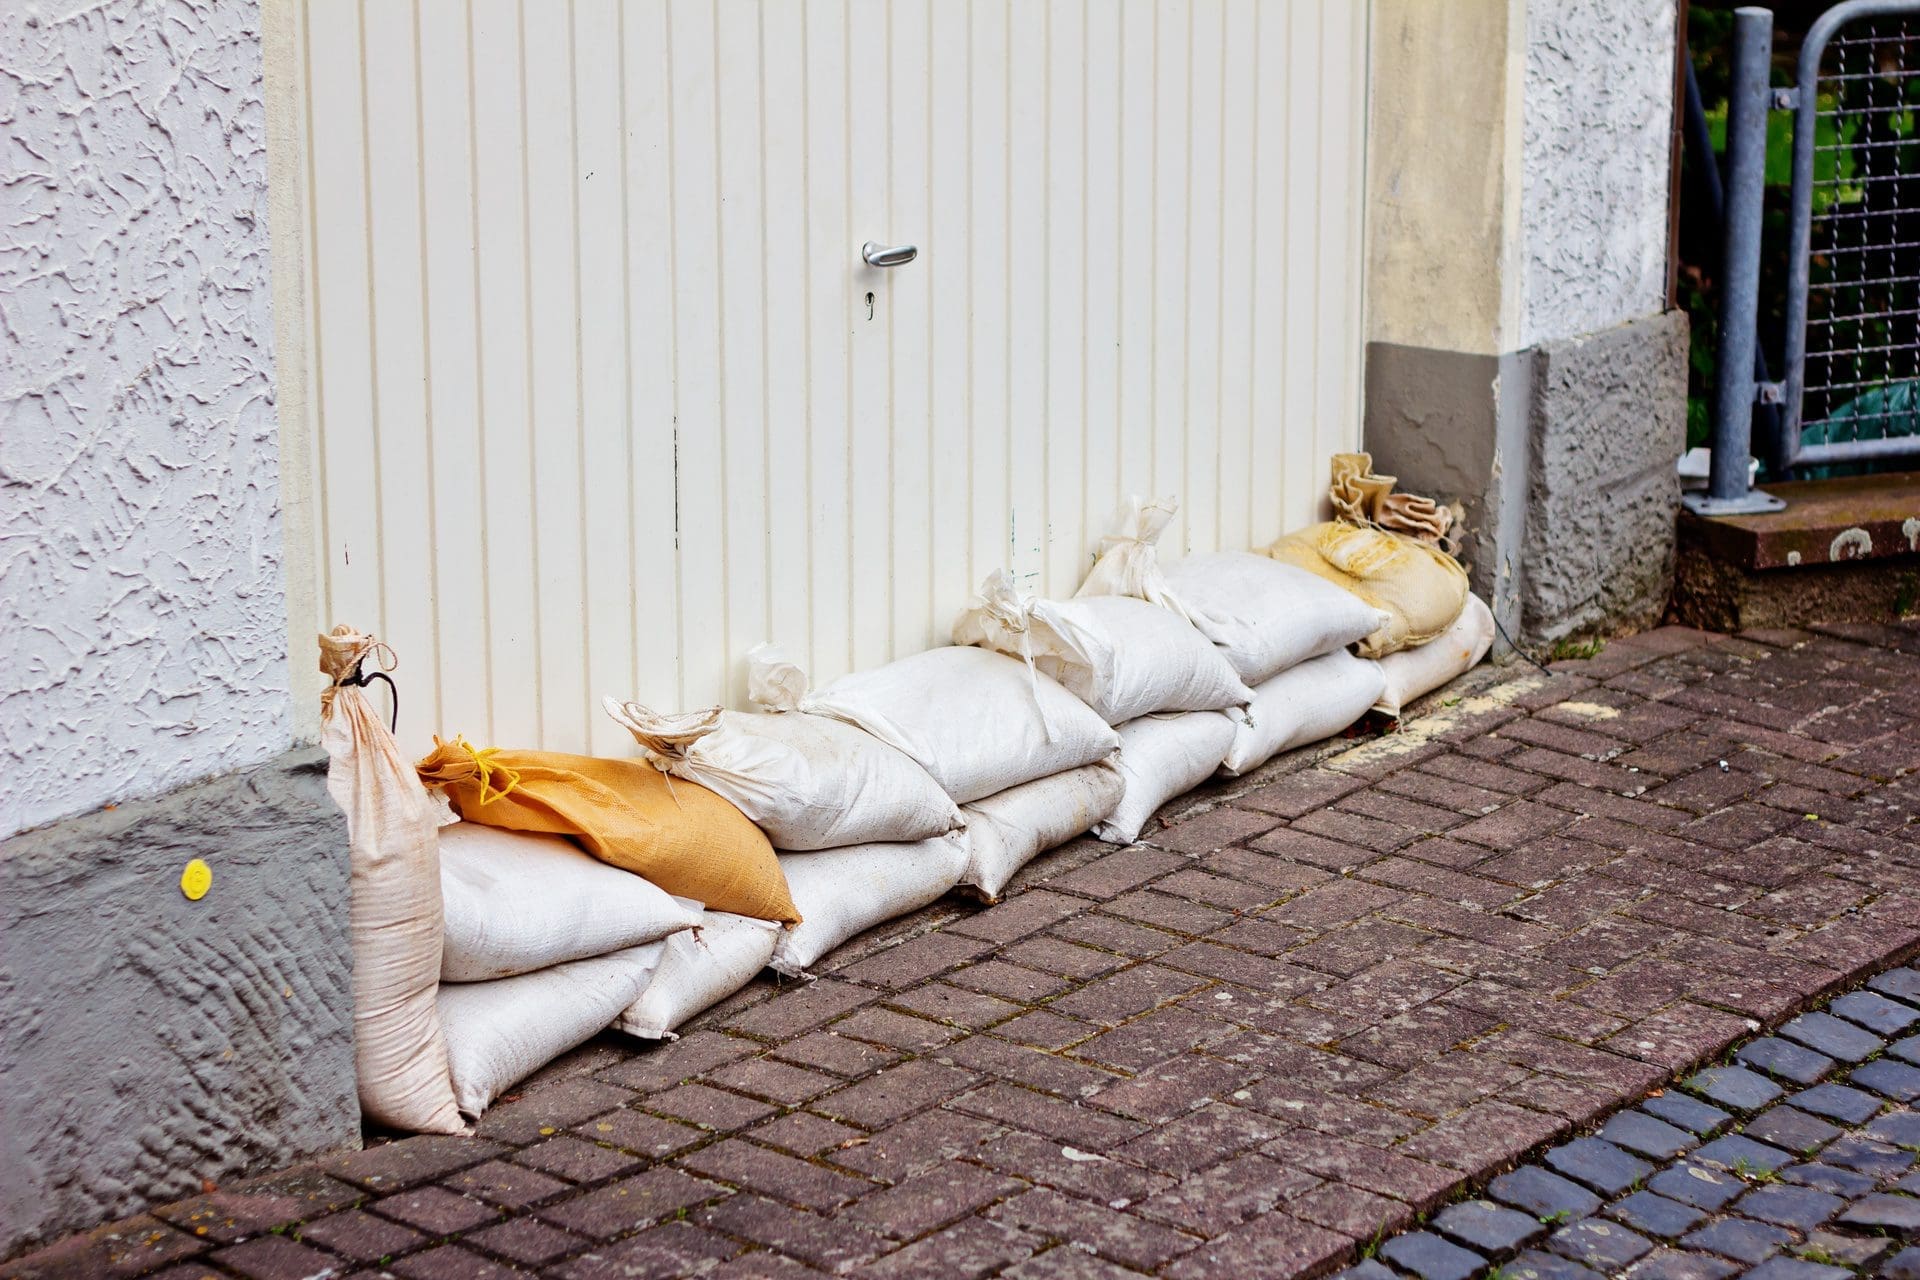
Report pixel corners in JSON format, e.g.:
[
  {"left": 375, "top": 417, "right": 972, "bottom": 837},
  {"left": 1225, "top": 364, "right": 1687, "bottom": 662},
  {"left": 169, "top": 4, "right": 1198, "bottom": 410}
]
[
  {"left": 1548, "top": 636, "right": 1605, "bottom": 662},
  {"left": 1895, "top": 572, "right": 1919, "bottom": 619}
]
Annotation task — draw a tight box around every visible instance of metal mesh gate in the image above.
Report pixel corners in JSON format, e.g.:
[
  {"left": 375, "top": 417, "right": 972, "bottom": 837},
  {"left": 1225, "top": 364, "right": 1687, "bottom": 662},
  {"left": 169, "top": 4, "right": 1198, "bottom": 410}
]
[{"left": 1783, "top": 0, "right": 1920, "bottom": 469}]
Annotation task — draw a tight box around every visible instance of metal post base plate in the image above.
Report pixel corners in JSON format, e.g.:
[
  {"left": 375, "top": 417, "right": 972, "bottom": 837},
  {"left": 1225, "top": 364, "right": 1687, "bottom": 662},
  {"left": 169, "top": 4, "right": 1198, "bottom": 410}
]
[{"left": 1681, "top": 488, "right": 1787, "bottom": 516}]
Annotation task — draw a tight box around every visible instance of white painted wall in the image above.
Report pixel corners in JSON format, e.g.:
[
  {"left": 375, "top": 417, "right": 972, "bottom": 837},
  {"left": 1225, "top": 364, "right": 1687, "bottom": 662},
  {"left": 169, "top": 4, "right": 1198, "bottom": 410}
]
[
  {"left": 1521, "top": 0, "right": 1677, "bottom": 347},
  {"left": 1, "top": 0, "right": 290, "bottom": 837},
  {"left": 285, "top": 0, "right": 1371, "bottom": 761}
]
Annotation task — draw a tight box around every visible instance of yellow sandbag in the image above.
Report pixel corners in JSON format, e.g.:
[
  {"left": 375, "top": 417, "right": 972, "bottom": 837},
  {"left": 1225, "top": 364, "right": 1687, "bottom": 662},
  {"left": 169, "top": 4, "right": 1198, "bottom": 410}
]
[
  {"left": 415, "top": 738, "right": 799, "bottom": 924},
  {"left": 1267, "top": 522, "right": 1469, "bottom": 658},
  {"left": 1264, "top": 452, "right": 1471, "bottom": 658}
]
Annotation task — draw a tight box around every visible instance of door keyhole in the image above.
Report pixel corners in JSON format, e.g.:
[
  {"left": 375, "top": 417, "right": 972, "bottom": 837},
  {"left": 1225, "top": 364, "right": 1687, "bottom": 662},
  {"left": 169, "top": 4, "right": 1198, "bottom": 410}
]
[{"left": 866, "top": 291, "right": 874, "bottom": 321}]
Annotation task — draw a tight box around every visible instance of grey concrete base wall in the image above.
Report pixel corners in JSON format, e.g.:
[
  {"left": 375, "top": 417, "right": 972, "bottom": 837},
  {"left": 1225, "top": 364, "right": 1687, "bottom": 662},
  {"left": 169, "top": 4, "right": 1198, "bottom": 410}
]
[
  {"left": 1365, "top": 310, "right": 1688, "bottom": 648},
  {"left": 1363, "top": 342, "right": 1535, "bottom": 646},
  {"left": 1523, "top": 310, "right": 1689, "bottom": 642},
  {"left": 0, "top": 750, "right": 356, "bottom": 1259}
]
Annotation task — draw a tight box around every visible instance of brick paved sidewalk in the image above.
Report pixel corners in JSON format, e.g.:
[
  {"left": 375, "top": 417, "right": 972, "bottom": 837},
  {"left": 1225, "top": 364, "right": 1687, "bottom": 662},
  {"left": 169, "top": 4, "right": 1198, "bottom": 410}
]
[
  {"left": 9, "top": 623, "right": 1920, "bottom": 1280},
  {"left": 1346, "top": 962, "right": 1920, "bottom": 1280}
]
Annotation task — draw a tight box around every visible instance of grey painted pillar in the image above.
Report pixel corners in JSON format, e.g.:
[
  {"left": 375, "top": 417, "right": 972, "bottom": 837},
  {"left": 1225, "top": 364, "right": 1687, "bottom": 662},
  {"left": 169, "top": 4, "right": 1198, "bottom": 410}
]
[{"left": 1362, "top": 0, "right": 1689, "bottom": 645}]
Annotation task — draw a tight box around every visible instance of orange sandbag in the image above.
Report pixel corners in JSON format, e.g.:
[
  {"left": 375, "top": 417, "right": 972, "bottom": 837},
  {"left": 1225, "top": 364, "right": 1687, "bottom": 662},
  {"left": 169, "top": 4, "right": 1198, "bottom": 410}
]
[{"left": 414, "top": 738, "right": 799, "bottom": 924}]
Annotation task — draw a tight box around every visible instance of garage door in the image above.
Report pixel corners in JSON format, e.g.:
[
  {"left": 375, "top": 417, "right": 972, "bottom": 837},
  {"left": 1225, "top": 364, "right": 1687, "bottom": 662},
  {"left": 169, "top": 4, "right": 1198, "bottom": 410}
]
[{"left": 284, "top": 0, "right": 1369, "bottom": 756}]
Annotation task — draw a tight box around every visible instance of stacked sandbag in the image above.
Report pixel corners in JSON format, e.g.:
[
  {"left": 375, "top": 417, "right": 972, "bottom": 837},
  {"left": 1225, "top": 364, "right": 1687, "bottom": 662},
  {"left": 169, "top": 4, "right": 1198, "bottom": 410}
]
[
  {"left": 1073, "top": 498, "right": 1386, "bottom": 685},
  {"left": 408, "top": 737, "right": 792, "bottom": 1118},
  {"left": 751, "top": 644, "right": 1119, "bottom": 803},
  {"left": 321, "top": 629, "right": 706, "bottom": 1130},
  {"left": 771, "top": 835, "right": 972, "bottom": 974},
  {"left": 961, "top": 761, "right": 1126, "bottom": 898},
  {"left": 1268, "top": 522, "right": 1469, "bottom": 658},
  {"left": 1095, "top": 711, "right": 1238, "bottom": 845},
  {"left": 1264, "top": 452, "right": 1472, "bottom": 658},
  {"left": 439, "top": 942, "right": 666, "bottom": 1117},
  {"left": 437, "top": 824, "right": 701, "bottom": 980},
  {"left": 602, "top": 690, "right": 978, "bottom": 974},
  {"left": 427, "top": 814, "right": 711, "bottom": 1118},
  {"left": 742, "top": 642, "right": 1119, "bottom": 962},
  {"left": 1374, "top": 593, "right": 1495, "bottom": 719},
  {"left": 602, "top": 699, "right": 962, "bottom": 848},
  {"left": 1221, "top": 649, "right": 1388, "bottom": 776},
  {"left": 950, "top": 568, "right": 1240, "bottom": 891},
  {"left": 1070, "top": 498, "right": 1388, "bottom": 819},
  {"left": 953, "top": 569, "right": 1253, "bottom": 725},
  {"left": 616, "top": 910, "right": 780, "bottom": 1040},
  {"left": 415, "top": 738, "right": 799, "bottom": 923},
  {"left": 318, "top": 627, "right": 467, "bottom": 1135},
  {"left": 1156, "top": 551, "right": 1388, "bottom": 685}
]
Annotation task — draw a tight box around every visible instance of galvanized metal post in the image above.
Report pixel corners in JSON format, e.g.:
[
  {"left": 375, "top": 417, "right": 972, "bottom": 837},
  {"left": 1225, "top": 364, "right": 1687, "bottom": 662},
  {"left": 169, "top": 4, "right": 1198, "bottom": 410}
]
[{"left": 1688, "top": 6, "right": 1785, "bottom": 515}]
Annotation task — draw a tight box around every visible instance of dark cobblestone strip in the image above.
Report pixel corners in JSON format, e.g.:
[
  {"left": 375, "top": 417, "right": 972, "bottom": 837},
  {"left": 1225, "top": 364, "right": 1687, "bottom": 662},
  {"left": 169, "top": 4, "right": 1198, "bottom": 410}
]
[{"left": 1336, "top": 963, "right": 1920, "bottom": 1280}]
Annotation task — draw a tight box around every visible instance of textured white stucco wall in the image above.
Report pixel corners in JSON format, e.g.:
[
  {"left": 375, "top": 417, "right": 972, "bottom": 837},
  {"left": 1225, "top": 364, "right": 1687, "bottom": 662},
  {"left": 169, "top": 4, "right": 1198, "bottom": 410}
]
[
  {"left": 1, "top": 0, "right": 289, "bottom": 837},
  {"left": 1521, "top": 0, "right": 1677, "bottom": 347}
]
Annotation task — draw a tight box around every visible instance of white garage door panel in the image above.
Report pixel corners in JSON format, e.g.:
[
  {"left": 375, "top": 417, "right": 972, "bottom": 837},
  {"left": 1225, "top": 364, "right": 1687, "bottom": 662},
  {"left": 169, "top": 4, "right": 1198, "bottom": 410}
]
[{"left": 293, "top": 0, "right": 1369, "bottom": 758}]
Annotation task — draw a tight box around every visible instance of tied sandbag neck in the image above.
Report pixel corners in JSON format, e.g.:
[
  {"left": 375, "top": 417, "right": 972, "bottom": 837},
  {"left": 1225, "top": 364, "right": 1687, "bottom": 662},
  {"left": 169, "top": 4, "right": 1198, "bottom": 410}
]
[
  {"left": 1072, "top": 494, "right": 1195, "bottom": 626},
  {"left": 746, "top": 642, "right": 814, "bottom": 714},
  {"left": 1327, "top": 452, "right": 1459, "bottom": 556},
  {"left": 417, "top": 735, "right": 523, "bottom": 806},
  {"left": 601, "top": 698, "right": 725, "bottom": 807},
  {"left": 967, "top": 569, "right": 1062, "bottom": 742},
  {"left": 319, "top": 624, "right": 400, "bottom": 733},
  {"left": 602, "top": 699, "right": 725, "bottom": 766}
]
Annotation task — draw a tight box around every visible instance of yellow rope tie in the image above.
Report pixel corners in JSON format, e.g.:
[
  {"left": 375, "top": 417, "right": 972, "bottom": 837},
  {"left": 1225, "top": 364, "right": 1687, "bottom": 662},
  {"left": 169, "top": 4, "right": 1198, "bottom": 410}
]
[{"left": 448, "top": 734, "right": 522, "bottom": 806}]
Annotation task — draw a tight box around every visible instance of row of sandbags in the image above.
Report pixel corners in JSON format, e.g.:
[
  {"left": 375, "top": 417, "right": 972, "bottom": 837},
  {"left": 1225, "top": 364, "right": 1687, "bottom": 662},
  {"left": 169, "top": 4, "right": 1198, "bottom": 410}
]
[{"left": 324, "top": 462, "right": 1495, "bottom": 1135}]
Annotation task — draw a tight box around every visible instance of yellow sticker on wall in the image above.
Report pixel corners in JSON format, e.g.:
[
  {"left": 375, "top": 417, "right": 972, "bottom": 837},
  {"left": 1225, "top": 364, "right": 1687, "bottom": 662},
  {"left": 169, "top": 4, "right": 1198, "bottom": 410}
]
[{"left": 180, "top": 859, "right": 212, "bottom": 901}]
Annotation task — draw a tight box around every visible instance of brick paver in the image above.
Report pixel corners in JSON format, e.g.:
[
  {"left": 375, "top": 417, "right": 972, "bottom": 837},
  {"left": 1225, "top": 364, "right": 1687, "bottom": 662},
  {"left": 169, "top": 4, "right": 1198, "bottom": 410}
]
[{"left": 7, "top": 624, "right": 1919, "bottom": 1279}]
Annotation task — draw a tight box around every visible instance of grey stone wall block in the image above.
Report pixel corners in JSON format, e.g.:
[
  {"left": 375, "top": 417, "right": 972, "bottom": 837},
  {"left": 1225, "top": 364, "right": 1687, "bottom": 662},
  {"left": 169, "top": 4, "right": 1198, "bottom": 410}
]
[
  {"left": 1521, "top": 0, "right": 1676, "bottom": 347},
  {"left": 1523, "top": 310, "right": 1690, "bottom": 642},
  {"left": 0, "top": 750, "right": 357, "bottom": 1258}
]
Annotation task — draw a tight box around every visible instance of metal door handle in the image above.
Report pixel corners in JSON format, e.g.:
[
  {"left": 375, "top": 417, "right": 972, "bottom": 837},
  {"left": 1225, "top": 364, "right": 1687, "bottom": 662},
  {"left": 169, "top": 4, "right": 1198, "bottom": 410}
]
[{"left": 862, "top": 241, "right": 918, "bottom": 268}]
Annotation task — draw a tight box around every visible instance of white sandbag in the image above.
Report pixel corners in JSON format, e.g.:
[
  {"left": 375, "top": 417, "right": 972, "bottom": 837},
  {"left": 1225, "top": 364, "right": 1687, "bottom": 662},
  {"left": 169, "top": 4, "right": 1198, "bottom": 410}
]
[
  {"left": 961, "top": 760, "right": 1126, "bottom": 900},
  {"left": 749, "top": 644, "right": 1118, "bottom": 804},
  {"left": 953, "top": 570, "right": 1253, "bottom": 725},
  {"left": 1374, "top": 593, "right": 1495, "bottom": 719},
  {"left": 1071, "top": 497, "right": 1385, "bottom": 686},
  {"left": 770, "top": 835, "right": 970, "bottom": 975},
  {"left": 1074, "top": 495, "right": 1195, "bottom": 624},
  {"left": 615, "top": 911, "right": 781, "bottom": 1040},
  {"left": 1158, "top": 551, "right": 1390, "bottom": 685},
  {"left": 602, "top": 700, "right": 961, "bottom": 850},
  {"left": 438, "top": 942, "right": 664, "bottom": 1118},
  {"left": 1220, "top": 649, "right": 1388, "bottom": 777},
  {"left": 318, "top": 626, "right": 466, "bottom": 1135},
  {"left": 438, "top": 823, "right": 700, "bottom": 982},
  {"left": 1095, "top": 711, "right": 1239, "bottom": 845}
]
